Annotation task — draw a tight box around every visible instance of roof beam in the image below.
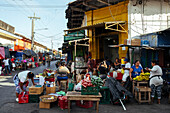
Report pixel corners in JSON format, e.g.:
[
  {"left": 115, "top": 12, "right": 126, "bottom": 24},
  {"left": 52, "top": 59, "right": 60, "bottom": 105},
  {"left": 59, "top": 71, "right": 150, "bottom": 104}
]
[
  {"left": 71, "top": 14, "right": 84, "bottom": 17},
  {"left": 97, "top": 0, "right": 111, "bottom": 5},
  {"left": 82, "top": 2, "right": 99, "bottom": 9},
  {"left": 70, "top": 6, "right": 85, "bottom": 12}
]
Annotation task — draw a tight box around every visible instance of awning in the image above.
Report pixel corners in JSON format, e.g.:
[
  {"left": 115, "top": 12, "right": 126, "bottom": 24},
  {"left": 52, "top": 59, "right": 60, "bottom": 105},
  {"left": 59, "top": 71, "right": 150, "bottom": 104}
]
[
  {"left": 0, "top": 47, "right": 5, "bottom": 59},
  {"left": 23, "top": 49, "right": 36, "bottom": 56},
  {"left": 64, "top": 21, "right": 126, "bottom": 32}
]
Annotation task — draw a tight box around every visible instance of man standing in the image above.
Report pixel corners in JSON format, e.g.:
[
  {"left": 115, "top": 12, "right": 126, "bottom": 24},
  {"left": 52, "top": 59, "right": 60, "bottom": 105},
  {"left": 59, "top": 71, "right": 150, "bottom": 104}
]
[
  {"left": 122, "top": 58, "right": 131, "bottom": 86},
  {"left": 3, "top": 57, "right": 11, "bottom": 75},
  {"left": 13, "top": 71, "right": 35, "bottom": 102}
]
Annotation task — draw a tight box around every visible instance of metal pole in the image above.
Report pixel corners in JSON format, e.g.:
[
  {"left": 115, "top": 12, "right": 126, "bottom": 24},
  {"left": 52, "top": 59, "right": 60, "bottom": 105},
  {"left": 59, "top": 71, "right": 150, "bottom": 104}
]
[{"left": 31, "top": 19, "right": 34, "bottom": 50}]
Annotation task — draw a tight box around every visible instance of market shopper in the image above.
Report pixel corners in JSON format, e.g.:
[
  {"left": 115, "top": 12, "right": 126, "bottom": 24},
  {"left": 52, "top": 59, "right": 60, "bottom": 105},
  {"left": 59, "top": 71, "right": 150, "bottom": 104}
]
[
  {"left": 122, "top": 58, "right": 131, "bottom": 86},
  {"left": 56, "top": 62, "right": 70, "bottom": 90},
  {"left": 130, "top": 60, "right": 143, "bottom": 81},
  {"left": 13, "top": 71, "right": 35, "bottom": 102},
  {"left": 146, "top": 60, "right": 163, "bottom": 104},
  {"left": 114, "top": 58, "right": 121, "bottom": 70},
  {"left": 3, "top": 57, "right": 11, "bottom": 75}
]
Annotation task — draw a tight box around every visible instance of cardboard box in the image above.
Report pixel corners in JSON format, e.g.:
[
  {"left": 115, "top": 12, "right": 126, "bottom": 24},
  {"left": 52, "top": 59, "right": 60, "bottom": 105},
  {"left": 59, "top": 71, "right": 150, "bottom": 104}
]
[
  {"left": 124, "top": 39, "right": 131, "bottom": 45},
  {"left": 39, "top": 101, "right": 50, "bottom": 109},
  {"left": 46, "top": 86, "right": 56, "bottom": 94},
  {"left": 131, "top": 39, "right": 141, "bottom": 46},
  {"left": 29, "top": 86, "right": 43, "bottom": 95}
]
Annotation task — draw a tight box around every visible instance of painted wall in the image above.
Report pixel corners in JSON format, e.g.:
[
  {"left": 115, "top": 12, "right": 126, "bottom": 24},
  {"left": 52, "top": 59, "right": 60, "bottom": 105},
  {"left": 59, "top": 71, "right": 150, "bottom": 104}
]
[
  {"left": 85, "top": 0, "right": 129, "bottom": 59},
  {"left": 128, "top": 0, "right": 170, "bottom": 38}
]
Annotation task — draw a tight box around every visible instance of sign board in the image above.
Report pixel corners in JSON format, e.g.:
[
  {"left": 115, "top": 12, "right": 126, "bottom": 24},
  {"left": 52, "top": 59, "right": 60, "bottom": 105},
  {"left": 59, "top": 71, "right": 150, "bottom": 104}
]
[
  {"left": 64, "top": 30, "right": 85, "bottom": 41},
  {"left": 0, "top": 20, "right": 15, "bottom": 33}
]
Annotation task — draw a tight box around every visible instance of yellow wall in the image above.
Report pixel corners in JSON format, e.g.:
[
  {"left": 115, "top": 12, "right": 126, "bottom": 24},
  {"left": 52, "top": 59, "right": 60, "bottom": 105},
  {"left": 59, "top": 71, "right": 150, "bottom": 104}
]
[{"left": 85, "top": 0, "right": 129, "bottom": 59}]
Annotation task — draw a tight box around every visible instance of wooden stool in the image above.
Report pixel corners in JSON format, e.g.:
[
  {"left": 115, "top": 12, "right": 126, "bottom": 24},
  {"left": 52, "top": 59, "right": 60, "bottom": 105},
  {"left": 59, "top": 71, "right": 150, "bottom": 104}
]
[
  {"left": 60, "top": 80, "right": 67, "bottom": 91},
  {"left": 134, "top": 86, "right": 151, "bottom": 104}
]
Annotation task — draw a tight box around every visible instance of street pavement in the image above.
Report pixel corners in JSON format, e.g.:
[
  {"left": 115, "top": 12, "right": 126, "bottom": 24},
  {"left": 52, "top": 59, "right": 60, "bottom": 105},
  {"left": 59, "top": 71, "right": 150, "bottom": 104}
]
[{"left": 0, "top": 61, "right": 170, "bottom": 113}]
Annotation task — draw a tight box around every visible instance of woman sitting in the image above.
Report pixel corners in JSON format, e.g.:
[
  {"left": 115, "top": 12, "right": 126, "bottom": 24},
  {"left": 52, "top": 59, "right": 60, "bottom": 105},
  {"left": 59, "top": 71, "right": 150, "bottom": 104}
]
[
  {"left": 130, "top": 60, "right": 144, "bottom": 81},
  {"left": 56, "top": 62, "right": 70, "bottom": 90}
]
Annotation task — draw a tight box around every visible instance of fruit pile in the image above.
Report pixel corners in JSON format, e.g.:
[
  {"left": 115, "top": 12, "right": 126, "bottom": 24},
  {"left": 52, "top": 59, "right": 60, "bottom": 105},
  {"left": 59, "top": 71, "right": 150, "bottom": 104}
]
[{"left": 133, "top": 72, "right": 150, "bottom": 81}]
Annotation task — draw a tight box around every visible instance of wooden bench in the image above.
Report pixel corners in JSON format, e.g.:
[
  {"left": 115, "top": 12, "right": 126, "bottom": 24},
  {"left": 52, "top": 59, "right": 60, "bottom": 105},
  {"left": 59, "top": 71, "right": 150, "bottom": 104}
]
[{"left": 134, "top": 86, "right": 151, "bottom": 104}]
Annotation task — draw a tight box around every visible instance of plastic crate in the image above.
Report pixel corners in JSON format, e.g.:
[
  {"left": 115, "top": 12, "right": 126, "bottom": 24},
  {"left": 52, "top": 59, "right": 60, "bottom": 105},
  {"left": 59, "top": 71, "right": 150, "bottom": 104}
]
[
  {"left": 19, "top": 92, "right": 29, "bottom": 104},
  {"left": 116, "top": 73, "right": 123, "bottom": 80},
  {"left": 58, "top": 96, "right": 68, "bottom": 110},
  {"left": 81, "top": 86, "right": 99, "bottom": 95},
  {"left": 76, "top": 101, "right": 93, "bottom": 109},
  {"left": 100, "top": 87, "right": 110, "bottom": 104},
  {"left": 29, "top": 93, "right": 43, "bottom": 103}
]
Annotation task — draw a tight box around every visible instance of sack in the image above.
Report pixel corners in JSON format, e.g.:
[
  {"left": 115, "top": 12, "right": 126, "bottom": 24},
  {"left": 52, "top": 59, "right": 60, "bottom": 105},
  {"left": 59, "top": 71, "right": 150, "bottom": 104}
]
[{"left": 121, "top": 69, "right": 124, "bottom": 74}]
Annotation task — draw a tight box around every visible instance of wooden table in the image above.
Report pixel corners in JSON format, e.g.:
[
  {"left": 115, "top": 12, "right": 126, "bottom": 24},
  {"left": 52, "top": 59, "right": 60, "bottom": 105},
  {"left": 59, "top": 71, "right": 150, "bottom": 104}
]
[
  {"left": 132, "top": 80, "right": 148, "bottom": 95},
  {"left": 66, "top": 92, "right": 102, "bottom": 113}
]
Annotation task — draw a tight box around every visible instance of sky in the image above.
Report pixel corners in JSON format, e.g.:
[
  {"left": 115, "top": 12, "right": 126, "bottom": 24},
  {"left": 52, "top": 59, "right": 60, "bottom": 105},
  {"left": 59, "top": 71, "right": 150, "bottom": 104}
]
[{"left": 0, "top": 0, "right": 74, "bottom": 50}]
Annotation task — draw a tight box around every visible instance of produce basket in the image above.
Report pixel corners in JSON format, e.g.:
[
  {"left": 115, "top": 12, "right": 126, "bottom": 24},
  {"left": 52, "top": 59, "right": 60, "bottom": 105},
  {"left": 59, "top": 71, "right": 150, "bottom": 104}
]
[
  {"left": 39, "top": 95, "right": 57, "bottom": 103},
  {"left": 81, "top": 86, "right": 99, "bottom": 95}
]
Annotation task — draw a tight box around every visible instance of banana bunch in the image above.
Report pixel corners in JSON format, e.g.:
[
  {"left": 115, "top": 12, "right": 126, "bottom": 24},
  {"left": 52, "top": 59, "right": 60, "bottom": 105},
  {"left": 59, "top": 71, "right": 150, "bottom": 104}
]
[{"left": 133, "top": 72, "right": 150, "bottom": 81}]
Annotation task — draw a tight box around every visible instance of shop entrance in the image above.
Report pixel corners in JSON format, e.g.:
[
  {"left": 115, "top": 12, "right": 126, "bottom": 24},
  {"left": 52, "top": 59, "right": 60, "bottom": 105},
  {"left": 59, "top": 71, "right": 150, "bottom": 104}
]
[{"left": 99, "top": 35, "right": 119, "bottom": 62}]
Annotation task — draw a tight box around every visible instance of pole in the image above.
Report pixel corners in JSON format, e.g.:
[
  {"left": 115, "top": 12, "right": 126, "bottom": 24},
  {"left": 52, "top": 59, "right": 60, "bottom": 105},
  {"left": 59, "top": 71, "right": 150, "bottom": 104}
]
[
  {"left": 31, "top": 19, "right": 34, "bottom": 50},
  {"left": 28, "top": 13, "right": 40, "bottom": 50}
]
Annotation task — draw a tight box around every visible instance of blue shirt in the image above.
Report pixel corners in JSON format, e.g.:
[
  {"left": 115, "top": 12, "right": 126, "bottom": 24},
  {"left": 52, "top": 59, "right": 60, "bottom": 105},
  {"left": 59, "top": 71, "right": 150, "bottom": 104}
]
[{"left": 131, "top": 65, "right": 143, "bottom": 78}]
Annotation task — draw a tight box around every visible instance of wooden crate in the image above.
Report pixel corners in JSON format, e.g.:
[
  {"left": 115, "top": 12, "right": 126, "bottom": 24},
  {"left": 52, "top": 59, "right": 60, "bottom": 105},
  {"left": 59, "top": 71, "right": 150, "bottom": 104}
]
[
  {"left": 29, "top": 86, "right": 43, "bottom": 95},
  {"left": 46, "top": 86, "right": 56, "bottom": 94},
  {"left": 39, "top": 101, "right": 50, "bottom": 109},
  {"left": 134, "top": 86, "right": 151, "bottom": 104}
]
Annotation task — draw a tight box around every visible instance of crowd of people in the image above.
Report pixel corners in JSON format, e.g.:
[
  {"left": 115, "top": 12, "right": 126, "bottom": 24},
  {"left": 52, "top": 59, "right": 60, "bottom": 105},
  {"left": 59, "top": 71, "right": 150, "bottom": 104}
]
[{"left": 0, "top": 56, "right": 39, "bottom": 75}]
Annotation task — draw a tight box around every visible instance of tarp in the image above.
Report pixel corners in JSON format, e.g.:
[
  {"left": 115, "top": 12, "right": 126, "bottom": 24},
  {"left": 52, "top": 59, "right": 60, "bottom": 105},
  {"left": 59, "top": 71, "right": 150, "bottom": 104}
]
[
  {"left": 105, "top": 77, "right": 133, "bottom": 102},
  {"left": 0, "top": 47, "right": 5, "bottom": 59},
  {"left": 23, "top": 49, "right": 36, "bottom": 56},
  {"left": 14, "top": 52, "right": 24, "bottom": 61}
]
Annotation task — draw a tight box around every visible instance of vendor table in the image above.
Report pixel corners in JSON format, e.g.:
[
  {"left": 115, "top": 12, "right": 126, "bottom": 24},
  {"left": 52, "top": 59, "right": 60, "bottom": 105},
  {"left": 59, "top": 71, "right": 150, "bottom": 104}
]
[
  {"left": 66, "top": 92, "right": 102, "bottom": 113},
  {"left": 132, "top": 80, "right": 148, "bottom": 95}
]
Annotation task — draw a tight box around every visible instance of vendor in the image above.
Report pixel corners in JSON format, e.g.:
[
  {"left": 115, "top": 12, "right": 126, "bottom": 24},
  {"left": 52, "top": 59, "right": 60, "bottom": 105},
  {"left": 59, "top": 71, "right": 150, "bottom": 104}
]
[
  {"left": 146, "top": 60, "right": 163, "bottom": 104},
  {"left": 13, "top": 71, "right": 35, "bottom": 102},
  {"left": 56, "top": 62, "right": 70, "bottom": 90},
  {"left": 122, "top": 58, "right": 131, "bottom": 86},
  {"left": 130, "top": 60, "right": 143, "bottom": 81}
]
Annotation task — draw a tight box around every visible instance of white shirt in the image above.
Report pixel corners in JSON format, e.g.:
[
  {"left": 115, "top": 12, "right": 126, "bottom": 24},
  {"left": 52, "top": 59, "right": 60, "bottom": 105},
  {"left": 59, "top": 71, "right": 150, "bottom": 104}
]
[
  {"left": 150, "top": 65, "right": 163, "bottom": 78},
  {"left": 149, "top": 65, "right": 163, "bottom": 86},
  {"left": 124, "top": 62, "right": 131, "bottom": 74},
  {"left": 3, "top": 59, "right": 9, "bottom": 66},
  {"left": 18, "top": 71, "right": 31, "bottom": 83}
]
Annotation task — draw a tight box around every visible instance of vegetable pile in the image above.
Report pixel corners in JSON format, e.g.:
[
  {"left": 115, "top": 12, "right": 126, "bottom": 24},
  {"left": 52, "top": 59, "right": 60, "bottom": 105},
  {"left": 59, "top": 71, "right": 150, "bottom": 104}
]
[
  {"left": 91, "top": 76, "right": 103, "bottom": 87},
  {"left": 81, "top": 78, "right": 93, "bottom": 88}
]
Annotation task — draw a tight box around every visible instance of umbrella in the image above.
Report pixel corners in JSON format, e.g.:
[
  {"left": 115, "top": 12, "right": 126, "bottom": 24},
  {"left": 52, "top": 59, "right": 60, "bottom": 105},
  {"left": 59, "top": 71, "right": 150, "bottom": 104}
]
[
  {"left": 105, "top": 77, "right": 133, "bottom": 110},
  {"left": 23, "top": 50, "right": 37, "bottom": 56}
]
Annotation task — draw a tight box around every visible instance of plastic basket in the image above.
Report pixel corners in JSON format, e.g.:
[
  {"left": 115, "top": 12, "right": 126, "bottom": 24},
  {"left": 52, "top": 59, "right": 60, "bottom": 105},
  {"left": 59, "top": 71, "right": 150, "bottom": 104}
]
[
  {"left": 58, "top": 96, "right": 68, "bottom": 109},
  {"left": 81, "top": 86, "right": 99, "bottom": 95},
  {"left": 100, "top": 87, "right": 110, "bottom": 104},
  {"left": 19, "top": 92, "right": 29, "bottom": 104},
  {"left": 76, "top": 101, "right": 93, "bottom": 108}
]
